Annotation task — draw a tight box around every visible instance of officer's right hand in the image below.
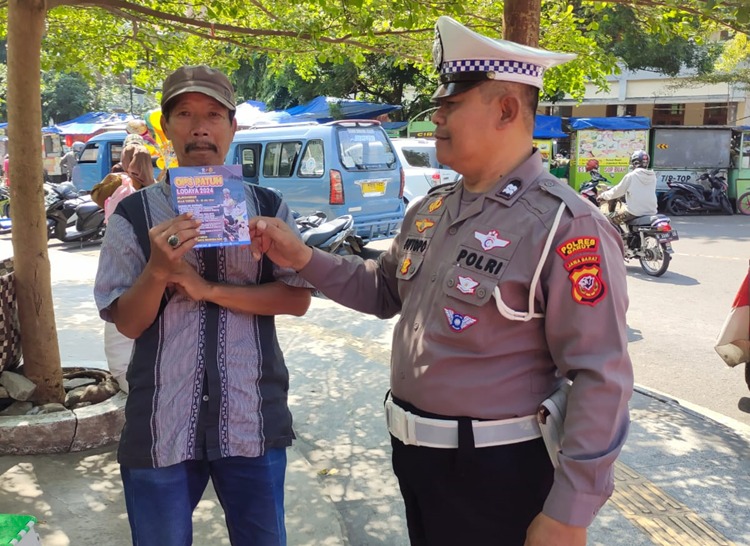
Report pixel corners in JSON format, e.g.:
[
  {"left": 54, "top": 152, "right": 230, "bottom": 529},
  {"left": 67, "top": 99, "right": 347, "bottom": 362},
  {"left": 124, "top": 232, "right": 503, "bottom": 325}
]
[
  {"left": 525, "top": 513, "right": 586, "bottom": 546},
  {"left": 147, "top": 213, "right": 201, "bottom": 281},
  {"left": 248, "top": 216, "right": 313, "bottom": 271}
]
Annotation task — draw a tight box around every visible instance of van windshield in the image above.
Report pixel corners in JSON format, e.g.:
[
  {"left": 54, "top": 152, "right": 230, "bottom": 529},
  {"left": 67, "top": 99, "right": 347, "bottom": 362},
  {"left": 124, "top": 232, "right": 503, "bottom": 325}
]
[{"left": 337, "top": 127, "right": 397, "bottom": 171}]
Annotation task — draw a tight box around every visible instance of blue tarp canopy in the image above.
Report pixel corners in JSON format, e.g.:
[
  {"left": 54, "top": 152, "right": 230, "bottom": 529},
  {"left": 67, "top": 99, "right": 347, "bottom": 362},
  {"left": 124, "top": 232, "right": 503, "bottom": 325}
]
[
  {"left": 235, "top": 100, "right": 269, "bottom": 127},
  {"left": 55, "top": 112, "right": 133, "bottom": 135},
  {"left": 533, "top": 115, "right": 567, "bottom": 139},
  {"left": 570, "top": 116, "right": 651, "bottom": 131},
  {"left": 281, "top": 96, "right": 402, "bottom": 123},
  {"left": 0, "top": 122, "right": 61, "bottom": 134}
]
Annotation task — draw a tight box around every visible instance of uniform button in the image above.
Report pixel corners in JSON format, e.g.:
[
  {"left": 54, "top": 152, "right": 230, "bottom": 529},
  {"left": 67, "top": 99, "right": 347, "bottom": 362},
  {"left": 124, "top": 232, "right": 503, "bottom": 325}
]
[
  {"left": 544, "top": 181, "right": 554, "bottom": 187},
  {"left": 202, "top": 395, "right": 209, "bottom": 402},
  {"left": 431, "top": 274, "right": 437, "bottom": 282},
  {"left": 448, "top": 227, "right": 457, "bottom": 235},
  {"left": 447, "top": 278, "right": 455, "bottom": 287},
  {"left": 413, "top": 323, "right": 419, "bottom": 331},
  {"left": 477, "top": 287, "right": 486, "bottom": 298}
]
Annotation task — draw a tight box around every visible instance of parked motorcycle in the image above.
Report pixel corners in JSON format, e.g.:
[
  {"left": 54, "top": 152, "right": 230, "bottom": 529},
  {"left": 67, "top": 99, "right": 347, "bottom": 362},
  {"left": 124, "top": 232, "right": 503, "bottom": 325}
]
[
  {"left": 581, "top": 182, "right": 678, "bottom": 277},
  {"left": 294, "top": 211, "right": 361, "bottom": 255},
  {"left": 0, "top": 185, "right": 10, "bottom": 219},
  {"left": 664, "top": 169, "right": 733, "bottom": 215},
  {"left": 45, "top": 182, "right": 106, "bottom": 244}
]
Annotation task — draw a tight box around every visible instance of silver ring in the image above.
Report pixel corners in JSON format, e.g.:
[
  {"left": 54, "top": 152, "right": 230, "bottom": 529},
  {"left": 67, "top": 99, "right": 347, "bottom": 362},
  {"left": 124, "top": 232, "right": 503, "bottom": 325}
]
[{"left": 167, "top": 234, "right": 180, "bottom": 248}]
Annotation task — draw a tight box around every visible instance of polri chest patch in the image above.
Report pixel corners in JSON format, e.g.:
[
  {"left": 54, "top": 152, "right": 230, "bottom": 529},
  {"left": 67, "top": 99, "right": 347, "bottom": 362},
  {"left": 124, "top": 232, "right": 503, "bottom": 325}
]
[
  {"left": 455, "top": 247, "right": 506, "bottom": 277},
  {"left": 444, "top": 308, "right": 478, "bottom": 332}
]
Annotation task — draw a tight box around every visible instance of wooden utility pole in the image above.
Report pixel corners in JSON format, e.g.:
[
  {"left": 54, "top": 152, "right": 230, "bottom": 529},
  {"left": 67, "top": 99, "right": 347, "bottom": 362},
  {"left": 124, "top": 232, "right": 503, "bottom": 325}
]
[{"left": 503, "top": 0, "right": 541, "bottom": 45}]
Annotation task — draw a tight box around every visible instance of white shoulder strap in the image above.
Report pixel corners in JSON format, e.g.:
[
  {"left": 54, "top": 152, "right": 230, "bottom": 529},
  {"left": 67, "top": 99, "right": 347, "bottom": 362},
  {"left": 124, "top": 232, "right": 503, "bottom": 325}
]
[{"left": 492, "top": 202, "right": 566, "bottom": 321}]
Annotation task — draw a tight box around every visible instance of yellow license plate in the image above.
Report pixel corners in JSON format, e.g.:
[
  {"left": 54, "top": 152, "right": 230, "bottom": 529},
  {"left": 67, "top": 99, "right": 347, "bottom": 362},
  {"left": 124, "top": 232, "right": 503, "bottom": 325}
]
[{"left": 360, "top": 181, "right": 386, "bottom": 196}]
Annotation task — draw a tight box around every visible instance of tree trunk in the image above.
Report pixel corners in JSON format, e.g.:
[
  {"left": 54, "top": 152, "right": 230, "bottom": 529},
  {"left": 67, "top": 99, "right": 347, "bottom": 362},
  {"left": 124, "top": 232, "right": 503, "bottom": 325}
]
[
  {"left": 503, "top": 0, "right": 541, "bottom": 46},
  {"left": 7, "top": 0, "right": 65, "bottom": 404}
]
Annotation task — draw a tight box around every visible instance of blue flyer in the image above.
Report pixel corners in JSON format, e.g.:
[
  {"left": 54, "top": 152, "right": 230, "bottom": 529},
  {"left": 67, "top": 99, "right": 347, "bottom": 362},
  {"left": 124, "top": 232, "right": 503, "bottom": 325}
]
[{"left": 169, "top": 164, "right": 250, "bottom": 248}]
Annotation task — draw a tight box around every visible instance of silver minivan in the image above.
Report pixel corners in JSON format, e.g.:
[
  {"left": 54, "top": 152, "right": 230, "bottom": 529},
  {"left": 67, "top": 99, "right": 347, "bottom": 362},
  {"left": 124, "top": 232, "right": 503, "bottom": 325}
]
[
  {"left": 228, "top": 120, "right": 404, "bottom": 242},
  {"left": 390, "top": 137, "right": 460, "bottom": 209}
]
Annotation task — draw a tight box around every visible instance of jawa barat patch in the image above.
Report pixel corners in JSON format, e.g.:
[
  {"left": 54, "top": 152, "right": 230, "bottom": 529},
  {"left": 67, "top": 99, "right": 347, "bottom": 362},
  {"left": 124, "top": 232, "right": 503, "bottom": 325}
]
[
  {"left": 567, "top": 259, "right": 606, "bottom": 306},
  {"left": 563, "top": 253, "right": 600, "bottom": 271},
  {"left": 556, "top": 236, "right": 599, "bottom": 259}
]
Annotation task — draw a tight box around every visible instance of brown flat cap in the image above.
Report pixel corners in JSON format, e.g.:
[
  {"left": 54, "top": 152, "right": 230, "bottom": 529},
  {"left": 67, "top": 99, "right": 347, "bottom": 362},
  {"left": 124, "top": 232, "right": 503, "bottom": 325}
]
[{"left": 161, "top": 65, "right": 236, "bottom": 112}]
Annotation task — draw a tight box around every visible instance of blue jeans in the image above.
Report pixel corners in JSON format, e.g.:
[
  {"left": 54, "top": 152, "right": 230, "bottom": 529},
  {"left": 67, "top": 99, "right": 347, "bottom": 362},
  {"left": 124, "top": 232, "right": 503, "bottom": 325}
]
[{"left": 121, "top": 450, "right": 287, "bottom": 546}]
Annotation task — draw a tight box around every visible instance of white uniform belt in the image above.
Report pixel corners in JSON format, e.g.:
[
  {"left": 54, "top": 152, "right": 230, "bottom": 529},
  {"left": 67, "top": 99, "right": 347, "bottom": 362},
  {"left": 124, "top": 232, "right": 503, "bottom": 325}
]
[{"left": 385, "top": 397, "right": 541, "bottom": 449}]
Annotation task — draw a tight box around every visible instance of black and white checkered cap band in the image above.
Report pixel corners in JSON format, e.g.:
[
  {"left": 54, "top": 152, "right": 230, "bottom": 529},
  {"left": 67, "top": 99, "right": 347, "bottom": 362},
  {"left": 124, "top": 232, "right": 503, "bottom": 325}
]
[{"left": 443, "top": 59, "right": 543, "bottom": 78}]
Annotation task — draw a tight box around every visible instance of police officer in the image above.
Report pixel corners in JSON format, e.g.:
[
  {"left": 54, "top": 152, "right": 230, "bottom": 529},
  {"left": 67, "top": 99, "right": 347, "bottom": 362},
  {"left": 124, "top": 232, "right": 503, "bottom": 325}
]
[{"left": 249, "top": 16, "right": 633, "bottom": 546}]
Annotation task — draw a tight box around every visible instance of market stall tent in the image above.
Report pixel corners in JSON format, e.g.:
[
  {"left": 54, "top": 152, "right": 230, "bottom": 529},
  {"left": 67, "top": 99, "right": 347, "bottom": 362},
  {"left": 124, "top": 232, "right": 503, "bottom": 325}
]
[{"left": 55, "top": 112, "right": 134, "bottom": 146}]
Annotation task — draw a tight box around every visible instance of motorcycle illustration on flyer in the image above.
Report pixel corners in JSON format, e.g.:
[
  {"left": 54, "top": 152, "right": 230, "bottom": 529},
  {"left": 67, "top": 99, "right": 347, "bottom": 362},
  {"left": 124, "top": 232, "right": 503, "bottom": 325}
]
[{"left": 169, "top": 164, "right": 250, "bottom": 248}]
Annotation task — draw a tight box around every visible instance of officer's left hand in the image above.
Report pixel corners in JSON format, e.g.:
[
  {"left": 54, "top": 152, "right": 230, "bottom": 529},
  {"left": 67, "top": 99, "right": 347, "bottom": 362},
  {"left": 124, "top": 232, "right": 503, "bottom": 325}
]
[{"left": 524, "top": 513, "right": 586, "bottom": 546}]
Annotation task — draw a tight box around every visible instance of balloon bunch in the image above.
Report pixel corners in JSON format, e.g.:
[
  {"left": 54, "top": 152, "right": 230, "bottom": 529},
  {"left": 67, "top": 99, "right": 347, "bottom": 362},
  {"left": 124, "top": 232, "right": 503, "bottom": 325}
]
[{"left": 131, "top": 110, "right": 179, "bottom": 180}]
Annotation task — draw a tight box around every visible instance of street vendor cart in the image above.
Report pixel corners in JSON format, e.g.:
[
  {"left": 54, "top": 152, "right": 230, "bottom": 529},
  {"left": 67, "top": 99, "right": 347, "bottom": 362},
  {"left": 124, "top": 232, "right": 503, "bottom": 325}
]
[{"left": 568, "top": 116, "right": 651, "bottom": 190}]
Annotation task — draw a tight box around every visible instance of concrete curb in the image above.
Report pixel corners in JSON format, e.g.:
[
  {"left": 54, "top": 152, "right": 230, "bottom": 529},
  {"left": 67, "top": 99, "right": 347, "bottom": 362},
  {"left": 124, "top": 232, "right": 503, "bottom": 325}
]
[
  {"left": 0, "top": 391, "right": 125, "bottom": 455},
  {"left": 634, "top": 383, "right": 750, "bottom": 438}
]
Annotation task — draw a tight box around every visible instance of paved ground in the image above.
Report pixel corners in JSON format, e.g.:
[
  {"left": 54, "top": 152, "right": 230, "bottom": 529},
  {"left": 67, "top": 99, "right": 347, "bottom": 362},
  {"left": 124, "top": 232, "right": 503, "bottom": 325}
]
[{"left": 0, "top": 231, "right": 749, "bottom": 545}]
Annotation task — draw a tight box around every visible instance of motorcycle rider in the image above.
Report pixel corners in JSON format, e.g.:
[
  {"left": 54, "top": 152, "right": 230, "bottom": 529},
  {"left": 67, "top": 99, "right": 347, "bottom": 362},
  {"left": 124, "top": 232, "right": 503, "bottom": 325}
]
[{"left": 598, "top": 150, "right": 657, "bottom": 228}]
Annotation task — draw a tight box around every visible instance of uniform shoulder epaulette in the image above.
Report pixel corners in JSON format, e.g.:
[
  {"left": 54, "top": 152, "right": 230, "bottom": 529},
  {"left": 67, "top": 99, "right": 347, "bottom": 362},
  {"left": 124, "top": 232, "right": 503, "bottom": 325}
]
[
  {"left": 427, "top": 180, "right": 460, "bottom": 196},
  {"left": 537, "top": 176, "right": 593, "bottom": 219}
]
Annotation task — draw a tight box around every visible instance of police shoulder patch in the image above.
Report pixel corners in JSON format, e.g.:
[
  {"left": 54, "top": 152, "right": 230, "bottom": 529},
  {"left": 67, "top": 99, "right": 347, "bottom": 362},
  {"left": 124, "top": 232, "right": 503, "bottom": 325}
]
[
  {"left": 556, "top": 236, "right": 599, "bottom": 259},
  {"left": 567, "top": 261, "right": 606, "bottom": 306}
]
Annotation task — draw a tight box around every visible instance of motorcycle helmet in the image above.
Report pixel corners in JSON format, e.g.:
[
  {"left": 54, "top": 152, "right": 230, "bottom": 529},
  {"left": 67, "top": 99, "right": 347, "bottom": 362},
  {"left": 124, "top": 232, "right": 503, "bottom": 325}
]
[
  {"left": 72, "top": 142, "right": 85, "bottom": 153},
  {"left": 585, "top": 159, "right": 600, "bottom": 172},
  {"left": 55, "top": 181, "right": 79, "bottom": 200},
  {"left": 630, "top": 150, "right": 650, "bottom": 168}
]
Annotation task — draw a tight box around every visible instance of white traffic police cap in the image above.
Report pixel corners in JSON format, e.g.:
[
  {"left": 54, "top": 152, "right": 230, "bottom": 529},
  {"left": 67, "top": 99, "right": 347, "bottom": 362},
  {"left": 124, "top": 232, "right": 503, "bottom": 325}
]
[{"left": 432, "top": 16, "right": 576, "bottom": 99}]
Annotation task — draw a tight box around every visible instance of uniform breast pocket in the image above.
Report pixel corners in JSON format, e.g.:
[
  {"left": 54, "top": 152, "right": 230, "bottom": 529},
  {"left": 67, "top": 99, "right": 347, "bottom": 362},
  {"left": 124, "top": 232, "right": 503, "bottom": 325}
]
[{"left": 442, "top": 264, "right": 497, "bottom": 307}]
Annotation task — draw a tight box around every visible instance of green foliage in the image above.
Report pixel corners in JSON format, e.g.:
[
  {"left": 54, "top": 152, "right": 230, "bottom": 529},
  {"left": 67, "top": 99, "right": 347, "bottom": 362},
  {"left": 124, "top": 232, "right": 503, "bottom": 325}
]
[
  {"left": 588, "top": 5, "right": 723, "bottom": 76},
  {"left": 0, "top": 0, "right": 747, "bottom": 116},
  {"left": 716, "top": 33, "right": 749, "bottom": 72},
  {"left": 89, "top": 73, "right": 159, "bottom": 117},
  {"left": 41, "top": 72, "right": 92, "bottom": 124},
  {"left": 683, "top": 34, "right": 750, "bottom": 91},
  {"left": 232, "top": 54, "right": 435, "bottom": 120}
]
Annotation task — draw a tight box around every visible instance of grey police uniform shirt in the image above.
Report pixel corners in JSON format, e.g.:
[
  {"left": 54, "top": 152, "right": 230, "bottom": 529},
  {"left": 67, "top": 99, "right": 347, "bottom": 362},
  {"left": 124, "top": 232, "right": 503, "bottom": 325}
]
[
  {"left": 300, "top": 150, "right": 634, "bottom": 528},
  {"left": 94, "top": 181, "right": 311, "bottom": 468}
]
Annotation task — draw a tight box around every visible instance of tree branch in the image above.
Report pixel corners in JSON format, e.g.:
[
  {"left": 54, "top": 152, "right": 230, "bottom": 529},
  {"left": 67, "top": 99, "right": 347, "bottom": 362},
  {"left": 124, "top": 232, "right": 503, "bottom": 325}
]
[{"left": 52, "top": 0, "right": 424, "bottom": 61}]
